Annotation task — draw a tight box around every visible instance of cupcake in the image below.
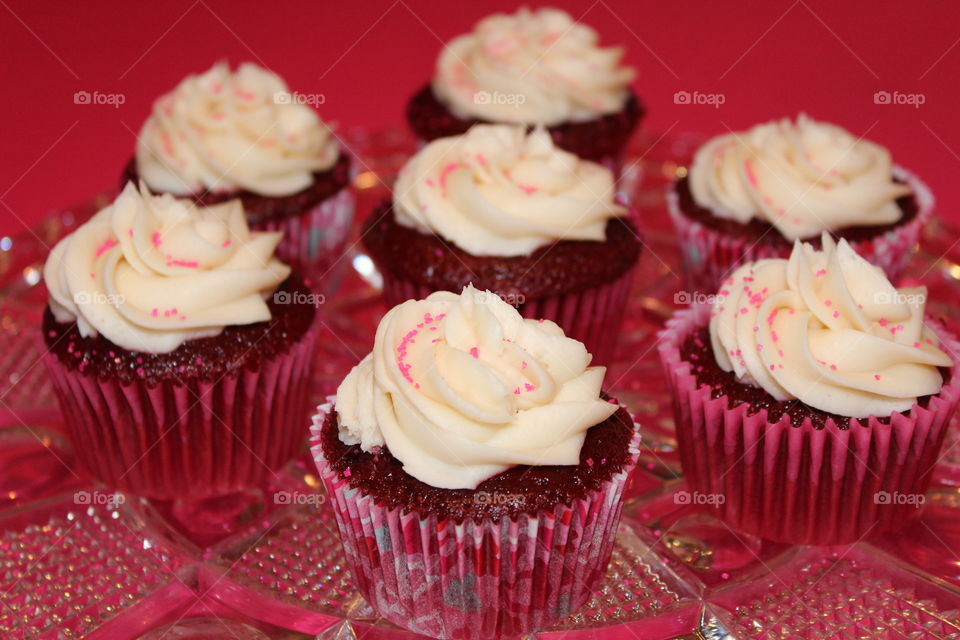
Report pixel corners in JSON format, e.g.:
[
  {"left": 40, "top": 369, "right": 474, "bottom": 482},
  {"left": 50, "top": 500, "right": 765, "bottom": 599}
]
[
  {"left": 407, "top": 7, "right": 642, "bottom": 170},
  {"left": 124, "top": 62, "right": 355, "bottom": 292},
  {"left": 310, "top": 285, "right": 641, "bottom": 639},
  {"left": 668, "top": 114, "right": 931, "bottom": 293},
  {"left": 42, "top": 183, "right": 319, "bottom": 499},
  {"left": 364, "top": 124, "right": 641, "bottom": 364},
  {"left": 658, "top": 233, "right": 959, "bottom": 545}
]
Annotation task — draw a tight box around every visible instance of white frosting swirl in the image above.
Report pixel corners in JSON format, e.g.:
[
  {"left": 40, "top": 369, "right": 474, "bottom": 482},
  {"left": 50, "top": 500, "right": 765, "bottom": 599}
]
[
  {"left": 335, "top": 285, "right": 617, "bottom": 489},
  {"left": 136, "top": 62, "right": 339, "bottom": 197},
  {"left": 689, "top": 114, "right": 911, "bottom": 241},
  {"left": 433, "top": 7, "right": 635, "bottom": 125},
  {"left": 709, "top": 234, "right": 952, "bottom": 418},
  {"left": 44, "top": 182, "right": 291, "bottom": 353},
  {"left": 394, "top": 124, "right": 626, "bottom": 257}
]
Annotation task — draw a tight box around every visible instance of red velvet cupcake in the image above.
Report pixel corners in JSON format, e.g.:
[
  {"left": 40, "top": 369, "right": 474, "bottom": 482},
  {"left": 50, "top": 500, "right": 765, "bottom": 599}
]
[
  {"left": 659, "top": 234, "right": 960, "bottom": 545},
  {"left": 406, "top": 7, "right": 643, "bottom": 171},
  {"left": 310, "top": 286, "right": 641, "bottom": 639},
  {"left": 668, "top": 114, "right": 932, "bottom": 293},
  {"left": 42, "top": 183, "right": 319, "bottom": 499},
  {"left": 364, "top": 124, "right": 641, "bottom": 365},
  {"left": 129, "top": 62, "right": 355, "bottom": 292}
]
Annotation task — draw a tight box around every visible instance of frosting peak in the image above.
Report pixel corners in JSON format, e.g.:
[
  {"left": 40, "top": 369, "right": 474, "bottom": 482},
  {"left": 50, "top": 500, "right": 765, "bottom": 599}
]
[
  {"left": 689, "top": 114, "right": 911, "bottom": 241},
  {"left": 335, "top": 285, "right": 617, "bottom": 489},
  {"left": 44, "top": 182, "right": 291, "bottom": 353},
  {"left": 136, "top": 62, "right": 339, "bottom": 197},
  {"left": 393, "top": 124, "right": 626, "bottom": 257},
  {"left": 709, "top": 234, "right": 952, "bottom": 418},
  {"left": 433, "top": 7, "right": 635, "bottom": 125}
]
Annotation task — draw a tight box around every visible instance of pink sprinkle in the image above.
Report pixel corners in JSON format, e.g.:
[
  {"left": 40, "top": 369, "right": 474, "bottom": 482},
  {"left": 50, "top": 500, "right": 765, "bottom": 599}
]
[
  {"left": 94, "top": 238, "right": 118, "bottom": 258},
  {"left": 151, "top": 308, "right": 158, "bottom": 317},
  {"left": 222, "top": 239, "right": 231, "bottom": 248},
  {"left": 524, "top": 383, "right": 535, "bottom": 392},
  {"left": 744, "top": 159, "right": 759, "bottom": 188},
  {"left": 89, "top": 273, "right": 95, "bottom": 279},
  {"left": 815, "top": 269, "right": 827, "bottom": 278},
  {"left": 127, "top": 229, "right": 133, "bottom": 237},
  {"left": 235, "top": 89, "right": 255, "bottom": 101},
  {"left": 538, "top": 318, "right": 545, "bottom": 323},
  {"left": 879, "top": 318, "right": 889, "bottom": 327},
  {"left": 435, "top": 249, "right": 444, "bottom": 258},
  {"left": 438, "top": 162, "right": 460, "bottom": 191},
  {"left": 824, "top": 300, "right": 833, "bottom": 307},
  {"left": 136, "top": 368, "right": 145, "bottom": 376},
  {"left": 875, "top": 374, "right": 882, "bottom": 380},
  {"left": 514, "top": 387, "right": 521, "bottom": 395},
  {"left": 474, "top": 153, "right": 487, "bottom": 167},
  {"left": 343, "top": 468, "right": 352, "bottom": 478},
  {"left": 770, "top": 365, "right": 775, "bottom": 371},
  {"left": 168, "top": 259, "right": 199, "bottom": 268},
  {"left": 757, "top": 344, "right": 763, "bottom": 351},
  {"left": 830, "top": 364, "right": 838, "bottom": 370},
  {"left": 431, "top": 338, "right": 440, "bottom": 343},
  {"left": 586, "top": 458, "right": 594, "bottom": 467},
  {"left": 425, "top": 178, "right": 436, "bottom": 188},
  {"left": 469, "top": 347, "right": 479, "bottom": 359},
  {"left": 518, "top": 184, "right": 538, "bottom": 194},
  {"left": 832, "top": 311, "right": 840, "bottom": 319},
  {"left": 521, "top": 361, "right": 528, "bottom": 369},
  {"left": 913, "top": 341, "right": 921, "bottom": 348},
  {"left": 195, "top": 357, "right": 202, "bottom": 364},
  {"left": 740, "top": 307, "right": 749, "bottom": 315},
  {"left": 152, "top": 232, "right": 163, "bottom": 248}
]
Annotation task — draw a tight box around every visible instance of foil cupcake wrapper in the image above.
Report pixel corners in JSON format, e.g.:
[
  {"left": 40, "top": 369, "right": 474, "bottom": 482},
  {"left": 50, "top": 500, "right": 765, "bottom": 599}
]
[
  {"left": 309, "top": 401, "right": 641, "bottom": 640},
  {"left": 252, "top": 187, "right": 356, "bottom": 294},
  {"left": 667, "top": 165, "right": 933, "bottom": 293},
  {"left": 657, "top": 304, "right": 960, "bottom": 545},
  {"left": 45, "top": 328, "right": 319, "bottom": 500},
  {"left": 379, "top": 268, "right": 635, "bottom": 367}
]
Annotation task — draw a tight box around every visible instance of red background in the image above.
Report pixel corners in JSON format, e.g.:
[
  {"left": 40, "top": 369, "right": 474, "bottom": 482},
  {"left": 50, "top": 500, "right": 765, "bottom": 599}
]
[{"left": 2, "top": 0, "right": 959, "bottom": 234}]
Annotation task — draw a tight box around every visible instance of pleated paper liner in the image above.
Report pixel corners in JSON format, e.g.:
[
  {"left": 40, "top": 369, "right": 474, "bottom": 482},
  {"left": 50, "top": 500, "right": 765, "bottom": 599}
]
[
  {"left": 252, "top": 187, "right": 356, "bottom": 294},
  {"left": 667, "top": 166, "right": 934, "bottom": 294},
  {"left": 44, "top": 325, "right": 319, "bottom": 500},
  {"left": 658, "top": 304, "right": 960, "bottom": 545},
  {"left": 309, "top": 400, "right": 642, "bottom": 640}
]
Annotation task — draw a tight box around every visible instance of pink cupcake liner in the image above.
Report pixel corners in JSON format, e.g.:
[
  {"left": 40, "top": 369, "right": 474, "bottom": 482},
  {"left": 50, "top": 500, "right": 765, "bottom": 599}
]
[
  {"left": 658, "top": 304, "right": 960, "bottom": 545},
  {"left": 309, "top": 401, "right": 641, "bottom": 640},
  {"left": 44, "top": 328, "right": 319, "bottom": 500},
  {"left": 667, "top": 166, "right": 933, "bottom": 294},
  {"left": 379, "top": 268, "right": 635, "bottom": 366},
  {"left": 252, "top": 187, "right": 355, "bottom": 294}
]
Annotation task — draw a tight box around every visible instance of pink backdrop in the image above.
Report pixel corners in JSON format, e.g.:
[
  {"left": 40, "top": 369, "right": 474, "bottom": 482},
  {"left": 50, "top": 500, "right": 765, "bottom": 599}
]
[{"left": 2, "top": 0, "right": 959, "bottom": 231}]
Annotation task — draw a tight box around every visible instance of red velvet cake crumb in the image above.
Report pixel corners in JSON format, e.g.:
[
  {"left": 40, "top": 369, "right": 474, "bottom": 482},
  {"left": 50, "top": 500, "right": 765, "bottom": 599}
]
[{"left": 406, "top": 84, "right": 644, "bottom": 163}]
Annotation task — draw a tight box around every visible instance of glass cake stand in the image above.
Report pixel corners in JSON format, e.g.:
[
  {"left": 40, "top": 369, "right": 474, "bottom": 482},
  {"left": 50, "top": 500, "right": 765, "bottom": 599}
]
[{"left": 1, "top": 128, "right": 960, "bottom": 640}]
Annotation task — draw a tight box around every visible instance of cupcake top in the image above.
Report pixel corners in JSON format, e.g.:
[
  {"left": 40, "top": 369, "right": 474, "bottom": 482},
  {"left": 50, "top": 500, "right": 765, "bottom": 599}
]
[
  {"left": 432, "top": 7, "right": 635, "bottom": 126},
  {"left": 393, "top": 124, "right": 626, "bottom": 257},
  {"left": 136, "top": 62, "right": 339, "bottom": 197},
  {"left": 335, "top": 285, "right": 617, "bottom": 490},
  {"left": 689, "top": 114, "right": 911, "bottom": 241},
  {"left": 44, "top": 182, "right": 291, "bottom": 354},
  {"left": 709, "top": 234, "right": 952, "bottom": 418}
]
